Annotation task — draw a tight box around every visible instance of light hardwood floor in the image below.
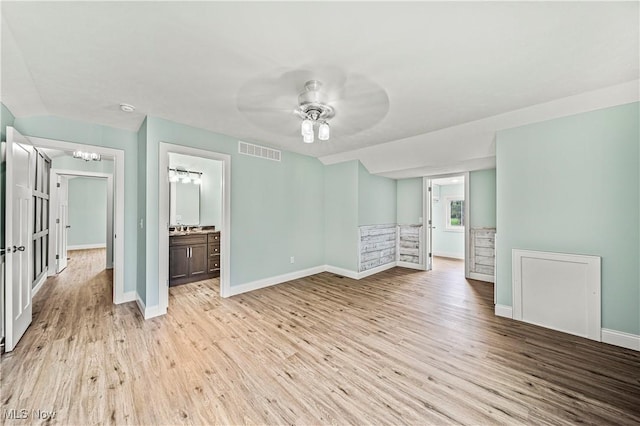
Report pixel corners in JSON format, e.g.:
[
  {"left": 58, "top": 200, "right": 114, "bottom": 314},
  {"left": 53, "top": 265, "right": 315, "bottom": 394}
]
[{"left": 2, "top": 250, "right": 639, "bottom": 425}]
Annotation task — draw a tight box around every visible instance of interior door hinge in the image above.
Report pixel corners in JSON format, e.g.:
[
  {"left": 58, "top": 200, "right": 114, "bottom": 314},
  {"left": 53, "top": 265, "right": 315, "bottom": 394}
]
[
  {"left": 55, "top": 254, "right": 59, "bottom": 260},
  {"left": 57, "top": 182, "right": 61, "bottom": 188},
  {"left": 428, "top": 253, "right": 432, "bottom": 258},
  {"left": 56, "top": 218, "right": 60, "bottom": 224},
  {"left": 428, "top": 187, "right": 432, "bottom": 192}
]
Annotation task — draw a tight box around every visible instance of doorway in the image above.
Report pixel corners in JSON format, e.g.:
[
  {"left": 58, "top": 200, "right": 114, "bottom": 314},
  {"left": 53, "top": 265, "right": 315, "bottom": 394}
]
[
  {"left": 3, "top": 128, "right": 125, "bottom": 352},
  {"left": 424, "top": 173, "right": 470, "bottom": 276},
  {"left": 49, "top": 170, "right": 113, "bottom": 275},
  {"left": 158, "top": 143, "right": 231, "bottom": 313}
]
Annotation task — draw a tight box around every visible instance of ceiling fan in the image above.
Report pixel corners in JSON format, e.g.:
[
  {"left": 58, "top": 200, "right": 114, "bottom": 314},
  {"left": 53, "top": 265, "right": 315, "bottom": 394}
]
[{"left": 236, "top": 68, "right": 389, "bottom": 144}]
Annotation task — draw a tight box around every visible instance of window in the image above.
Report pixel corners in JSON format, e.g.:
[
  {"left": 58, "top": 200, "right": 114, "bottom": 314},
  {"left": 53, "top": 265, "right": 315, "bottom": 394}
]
[{"left": 445, "top": 197, "right": 464, "bottom": 231}]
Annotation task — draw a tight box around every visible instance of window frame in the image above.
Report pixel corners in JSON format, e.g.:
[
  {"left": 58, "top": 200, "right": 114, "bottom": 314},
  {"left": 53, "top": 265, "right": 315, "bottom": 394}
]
[{"left": 444, "top": 196, "right": 465, "bottom": 232}]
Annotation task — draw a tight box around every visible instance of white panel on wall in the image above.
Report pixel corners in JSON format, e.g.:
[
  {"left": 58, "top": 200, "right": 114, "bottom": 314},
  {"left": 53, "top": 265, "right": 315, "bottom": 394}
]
[
  {"left": 513, "top": 249, "right": 601, "bottom": 341},
  {"left": 398, "top": 225, "right": 422, "bottom": 264},
  {"left": 359, "top": 224, "right": 397, "bottom": 272}
]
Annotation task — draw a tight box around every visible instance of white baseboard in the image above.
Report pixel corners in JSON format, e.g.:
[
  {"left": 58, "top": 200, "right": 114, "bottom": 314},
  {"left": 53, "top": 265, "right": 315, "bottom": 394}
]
[
  {"left": 468, "top": 271, "right": 495, "bottom": 283},
  {"left": 144, "top": 305, "right": 167, "bottom": 319},
  {"left": 32, "top": 273, "right": 48, "bottom": 296},
  {"left": 357, "top": 262, "right": 397, "bottom": 279},
  {"left": 396, "top": 261, "right": 424, "bottom": 270},
  {"left": 116, "top": 290, "right": 136, "bottom": 304},
  {"left": 495, "top": 304, "right": 513, "bottom": 318},
  {"left": 227, "top": 265, "right": 327, "bottom": 297},
  {"left": 601, "top": 328, "right": 640, "bottom": 351},
  {"left": 324, "top": 265, "right": 359, "bottom": 279},
  {"left": 433, "top": 252, "right": 465, "bottom": 260},
  {"left": 135, "top": 294, "right": 167, "bottom": 320},
  {"left": 67, "top": 243, "right": 106, "bottom": 250}
]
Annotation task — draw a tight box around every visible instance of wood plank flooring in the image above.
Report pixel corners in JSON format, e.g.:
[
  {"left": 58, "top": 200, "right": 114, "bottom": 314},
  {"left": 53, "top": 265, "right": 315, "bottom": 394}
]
[{"left": 2, "top": 250, "right": 639, "bottom": 425}]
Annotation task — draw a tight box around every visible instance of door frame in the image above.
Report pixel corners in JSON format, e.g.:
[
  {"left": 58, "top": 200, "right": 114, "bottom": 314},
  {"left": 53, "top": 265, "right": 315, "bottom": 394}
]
[
  {"left": 20, "top": 133, "right": 127, "bottom": 304},
  {"left": 422, "top": 172, "right": 470, "bottom": 278},
  {"left": 158, "top": 142, "right": 231, "bottom": 312},
  {"left": 49, "top": 169, "right": 114, "bottom": 273}
]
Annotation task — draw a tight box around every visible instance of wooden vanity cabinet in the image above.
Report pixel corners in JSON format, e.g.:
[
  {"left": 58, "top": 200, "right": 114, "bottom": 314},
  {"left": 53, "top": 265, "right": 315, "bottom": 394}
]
[
  {"left": 169, "top": 234, "right": 209, "bottom": 286},
  {"left": 208, "top": 232, "right": 221, "bottom": 278}
]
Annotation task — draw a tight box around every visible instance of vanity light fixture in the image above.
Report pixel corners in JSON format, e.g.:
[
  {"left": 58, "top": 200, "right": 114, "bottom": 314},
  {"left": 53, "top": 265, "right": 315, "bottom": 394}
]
[
  {"left": 168, "top": 167, "right": 203, "bottom": 185},
  {"left": 192, "top": 173, "right": 202, "bottom": 185},
  {"left": 73, "top": 150, "right": 101, "bottom": 162}
]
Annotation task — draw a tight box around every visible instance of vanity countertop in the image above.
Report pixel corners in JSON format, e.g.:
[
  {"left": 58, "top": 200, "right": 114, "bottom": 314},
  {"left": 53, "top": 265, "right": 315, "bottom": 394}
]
[{"left": 169, "top": 228, "right": 218, "bottom": 236}]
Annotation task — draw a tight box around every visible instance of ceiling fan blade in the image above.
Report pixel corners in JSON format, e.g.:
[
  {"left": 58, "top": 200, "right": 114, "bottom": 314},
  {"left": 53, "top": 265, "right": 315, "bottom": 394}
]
[{"left": 236, "top": 67, "right": 387, "bottom": 137}]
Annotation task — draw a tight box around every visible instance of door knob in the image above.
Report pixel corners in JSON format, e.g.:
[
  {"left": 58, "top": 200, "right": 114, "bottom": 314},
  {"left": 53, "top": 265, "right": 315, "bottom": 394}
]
[
  {"left": 13, "top": 246, "right": 25, "bottom": 252},
  {"left": 66, "top": 225, "right": 71, "bottom": 229}
]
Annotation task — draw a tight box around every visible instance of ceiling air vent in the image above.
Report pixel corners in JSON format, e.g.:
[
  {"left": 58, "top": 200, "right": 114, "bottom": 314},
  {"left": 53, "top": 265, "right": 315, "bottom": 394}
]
[{"left": 238, "top": 141, "right": 281, "bottom": 162}]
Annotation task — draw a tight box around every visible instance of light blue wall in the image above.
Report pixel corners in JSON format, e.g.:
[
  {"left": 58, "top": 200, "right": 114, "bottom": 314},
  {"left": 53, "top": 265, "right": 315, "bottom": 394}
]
[
  {"left": 13, "top": 115, "right": 139, "bottom": 295},
  {"left": 67, "top": 177, "right": 107, "bottom": 246},
  {"left": 143, "top": 117, "right": 325, "bottom": 306},
  {"left": 324, "top": 160, "right": 359, "bottom": 272},
  {"left": 397, "top": 178, "right": 423, "bottom": 225},
  {"left": 169, "top": 153, "right": 223, "bottom": 228},
  {"left": 433, "top": 183, "right": 465, "bottom": 258},
  {"left": 496, "top": 102, "right": 639, "bottom": 335},
  {"left": 358, "top": 162, "right": 396, "bottom": 226},
  {"left": 469, "top": 169, "right": 496, "bottom": 228}
]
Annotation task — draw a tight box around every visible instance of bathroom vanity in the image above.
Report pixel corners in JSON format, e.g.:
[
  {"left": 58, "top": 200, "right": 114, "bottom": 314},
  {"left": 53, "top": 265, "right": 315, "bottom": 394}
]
[{"left": 169, "top": 228, "right": 221, "bottom": 286}]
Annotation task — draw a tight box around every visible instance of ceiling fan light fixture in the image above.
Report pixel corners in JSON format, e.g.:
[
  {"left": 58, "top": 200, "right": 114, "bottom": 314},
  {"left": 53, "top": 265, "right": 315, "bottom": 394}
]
[
  {"left": 303, "top": 132, "right": 314, "bottom": 144},
  {"left": 295, "top": 80, "right": 335, "bottom": 144},
  {"left": 301, "top": 119, "right": 313, "bottom": 136},
  {"left": 318, "top": 122, "right": 330, "bottom": 141}
]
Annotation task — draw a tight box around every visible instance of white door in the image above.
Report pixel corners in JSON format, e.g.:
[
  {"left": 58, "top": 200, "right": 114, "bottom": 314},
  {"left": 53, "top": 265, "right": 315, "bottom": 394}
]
[
  {"left": 57, "top": 175, "right": 69, "bottom": 273},
  {"left": 425, "top": 178, "right": 433, "bottom": 271},
  {"left": 5, "top": 127, "right": 33, "bottom": 352}
]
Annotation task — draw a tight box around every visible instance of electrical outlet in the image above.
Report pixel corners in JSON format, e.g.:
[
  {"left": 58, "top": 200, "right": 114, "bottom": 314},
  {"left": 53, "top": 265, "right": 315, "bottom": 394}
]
[{"left": 290, "top": 256, "right": 295, "bottom": 264}]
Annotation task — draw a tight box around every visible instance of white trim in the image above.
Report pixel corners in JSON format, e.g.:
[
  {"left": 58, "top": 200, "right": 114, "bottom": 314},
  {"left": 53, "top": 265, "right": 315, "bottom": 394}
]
[
  {"left": 24, "top": 135, "right": 125, "bottom": 306},
  {"left": 158, "top": 143, "right": 232, "bottom": 312},
  {"left": 135, "top": 296, "right": 145, "bottom": 318},
  {"left": 468, "top": 271, "right": 494, "bottom": 283},
  {"left": 135, "top": 294, "right": 166, "bottom": 320},
  {"left": 119, "top": 291, "right": 137, "bottom": 304},
  {"left": 396, "top": 261, "right": 424, "bottom": 270},
  {"left": 601, "top": 329, "right": 640, "bottom": 351},
  {"left": 423, "top": 177, "right": 432, "bottom": 271},
  {"left": 67, "top": 243, "right": 107, "bottom": 250},
  {"left": 433, "top": 251, "right": 465, "bottom": 260},
  {"left": 512, "top": 249, "right": 601, "bottom": 341},
  {"left": 143, "top": 305, "right": 167, "bottom": 320},
  {"left": 226, "top": 265, "right": 326, "bottom": 297},
  {"left": 31, "top": 272, "right": 48, "bottom": 297},
  {"left": 325, "top": 265, "right": 359, "bottom": 279},
  {"left": 495, "top": 304, "right": 513, "bottom": 318}
]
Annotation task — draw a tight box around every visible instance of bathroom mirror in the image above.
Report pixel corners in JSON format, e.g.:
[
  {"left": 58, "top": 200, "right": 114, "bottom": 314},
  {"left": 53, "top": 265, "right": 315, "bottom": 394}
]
[{"left": 170, "top": 182, "right": 200, "bottom": 225}]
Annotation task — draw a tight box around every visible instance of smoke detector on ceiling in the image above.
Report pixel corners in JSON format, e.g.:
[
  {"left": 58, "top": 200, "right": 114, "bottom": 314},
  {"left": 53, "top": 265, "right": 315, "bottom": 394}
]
[{"left": 119, "top": 103, "right": 136, "bottom": 113}]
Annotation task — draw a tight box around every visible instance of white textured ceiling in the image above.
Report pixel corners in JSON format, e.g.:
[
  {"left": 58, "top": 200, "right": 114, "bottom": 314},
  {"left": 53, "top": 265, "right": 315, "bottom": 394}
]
[{"left": 2, "top": 1, "right": 638, "bottom": 162}]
